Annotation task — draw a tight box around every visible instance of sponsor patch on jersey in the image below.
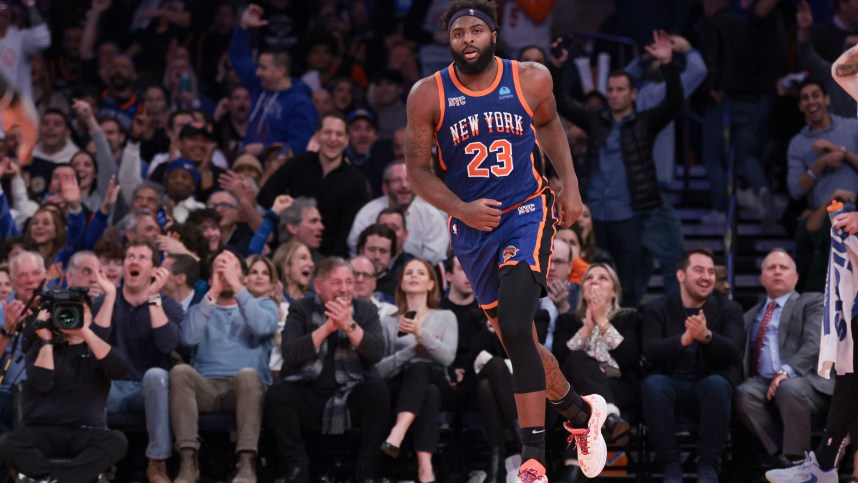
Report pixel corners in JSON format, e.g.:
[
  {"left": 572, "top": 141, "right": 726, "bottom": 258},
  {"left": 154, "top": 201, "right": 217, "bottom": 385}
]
[
  {"left": 498, "top": 86, "right": 513, "bottom": 100},
  {"left": 503, "top": 245, "right": 519, "bottom": 262},
  {"left": 517, "top": 203, "right": 536, "bottom": 215},
  {"left": 448, "top": 96, "right": 467, "bottom": 107}
]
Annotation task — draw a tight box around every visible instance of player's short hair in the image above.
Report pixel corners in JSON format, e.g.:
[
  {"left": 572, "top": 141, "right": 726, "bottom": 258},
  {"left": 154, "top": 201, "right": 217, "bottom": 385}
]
[{"left": 441, "top": 0, "right": 498, "bottom": 30}]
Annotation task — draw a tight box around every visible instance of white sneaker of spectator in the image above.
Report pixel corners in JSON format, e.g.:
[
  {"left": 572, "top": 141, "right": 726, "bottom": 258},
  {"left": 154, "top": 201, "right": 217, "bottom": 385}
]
[{"left": 764, "top": 451, "right": 838, "bottom": 483}]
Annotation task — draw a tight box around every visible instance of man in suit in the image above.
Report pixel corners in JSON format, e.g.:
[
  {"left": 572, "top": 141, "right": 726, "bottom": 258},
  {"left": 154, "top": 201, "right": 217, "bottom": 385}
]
[
  {"left": 734, "top": 249, "right": 832, "bottom": 466},
  {"left": 641, "top": 248, "right": 745, "bottom": 483}
]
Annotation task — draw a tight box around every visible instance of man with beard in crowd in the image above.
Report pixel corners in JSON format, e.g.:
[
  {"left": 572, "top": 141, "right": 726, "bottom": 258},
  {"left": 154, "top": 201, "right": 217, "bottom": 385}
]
[{"left": 98, "top": 54, "right": 141, "bottom": 130}]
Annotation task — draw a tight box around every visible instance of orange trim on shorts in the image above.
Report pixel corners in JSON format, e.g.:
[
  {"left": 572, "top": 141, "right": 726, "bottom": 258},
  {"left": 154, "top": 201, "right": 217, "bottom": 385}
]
[
  {"left": 448, "top": 57, "right": 504, "bottom": 97},
  {"left": 480, "top": 300, "right": 499, "bottom": 311},
  {"left": 531, "top": 191, "right": 551, "bottom": 274},
  {"left": 434, "top": 71, "right": 446, "bottom": 133},
  {"left": 511, "top": 60, "right": 534, "bottom": 117}
]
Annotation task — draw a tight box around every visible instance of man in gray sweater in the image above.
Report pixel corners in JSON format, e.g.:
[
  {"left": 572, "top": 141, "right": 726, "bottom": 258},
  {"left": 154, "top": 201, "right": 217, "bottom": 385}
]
[{"left": 171, "top": 248, "right": 279, "bottom": 483}]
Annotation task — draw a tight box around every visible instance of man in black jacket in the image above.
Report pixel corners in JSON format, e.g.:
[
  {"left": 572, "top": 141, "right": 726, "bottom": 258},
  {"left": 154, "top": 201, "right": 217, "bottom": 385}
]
[
  {"left": 257, "top": 112, "right": 372, "bottom": 257},
  {"left": 554, "top": 31, "right": 685, "bottom": 307},
  {"left": 640, "top": 248, "right": 744, "bottom": 483},
  {"left": 0, "top": 293, "right": 128, "bottom": 482},
  {"left": 264, "top": 257, "right": 389, "bottom": 483}
]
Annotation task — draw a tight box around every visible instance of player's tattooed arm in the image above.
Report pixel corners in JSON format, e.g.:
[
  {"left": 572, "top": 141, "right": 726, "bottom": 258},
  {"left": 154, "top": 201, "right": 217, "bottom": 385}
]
[
  {"left": 405, "top": 77, "right": 468, "bottom": 218},
  {"left": 832, "top": 44, "right": 858, "bottom": 103}
]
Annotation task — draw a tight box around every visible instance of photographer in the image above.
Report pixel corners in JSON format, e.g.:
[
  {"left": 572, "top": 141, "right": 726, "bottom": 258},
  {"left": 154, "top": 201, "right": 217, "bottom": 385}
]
[{"left": 0, "top": 288, "right": 128, "bottom": 481}]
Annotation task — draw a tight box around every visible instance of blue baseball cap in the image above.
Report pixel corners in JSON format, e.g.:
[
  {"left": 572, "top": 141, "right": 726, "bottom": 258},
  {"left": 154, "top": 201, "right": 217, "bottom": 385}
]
[{"left": 165, "top": 158, "right": 201, "bottom": 185}]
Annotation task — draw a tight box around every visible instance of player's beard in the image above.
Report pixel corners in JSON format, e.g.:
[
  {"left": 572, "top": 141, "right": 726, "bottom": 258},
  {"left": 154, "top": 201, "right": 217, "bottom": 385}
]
[{"left": 451, "top": 38, "right": 496, "bottom": 76}]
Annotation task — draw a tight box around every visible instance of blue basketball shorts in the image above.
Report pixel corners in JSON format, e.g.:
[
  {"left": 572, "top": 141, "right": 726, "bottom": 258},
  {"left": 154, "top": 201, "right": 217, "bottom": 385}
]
[{"left": 449, "top": 186, "right": 557, "bottom": 319}]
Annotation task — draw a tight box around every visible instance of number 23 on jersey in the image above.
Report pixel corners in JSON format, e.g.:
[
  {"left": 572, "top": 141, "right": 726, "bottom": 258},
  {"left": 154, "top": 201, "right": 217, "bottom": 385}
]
[{"left": 465, "top": 139, "right": 513, "bottom": 178}]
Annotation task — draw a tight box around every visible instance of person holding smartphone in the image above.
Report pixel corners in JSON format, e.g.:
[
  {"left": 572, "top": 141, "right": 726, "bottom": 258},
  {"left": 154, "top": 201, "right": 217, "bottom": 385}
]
[{"left": 376, "top": 258, "right": 458, "bottom": 483}]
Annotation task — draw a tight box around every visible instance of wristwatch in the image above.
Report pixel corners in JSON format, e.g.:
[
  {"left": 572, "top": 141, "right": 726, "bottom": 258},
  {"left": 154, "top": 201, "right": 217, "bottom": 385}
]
[
  {"left": 345, "top": 322, "right": 357, "bottom": 333},
  {"left": 38, "top": 339, "right": 53, "bottom": 348},
  {"left": 702, "top": 330, "right": 713, "bottom": 344},
  {"left": 148, "top": 294, "right": 162, "bottom": 307},
  {"left": 776, "top": 369, "right": 789, "bottom": 378}
]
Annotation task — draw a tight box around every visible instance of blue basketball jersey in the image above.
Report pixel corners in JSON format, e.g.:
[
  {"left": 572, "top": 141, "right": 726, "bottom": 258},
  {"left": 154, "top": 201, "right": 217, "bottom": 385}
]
[{"left": 434, "top": 58, "right": 544, "bottom": 211}]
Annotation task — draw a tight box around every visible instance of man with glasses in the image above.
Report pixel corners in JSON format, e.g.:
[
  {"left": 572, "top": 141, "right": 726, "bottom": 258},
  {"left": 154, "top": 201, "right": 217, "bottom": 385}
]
[
  {"left": 349, "top": 255, "right": 396, "bottom": 319},
  {"left": 347, "top": 160, "right": 449, "bottom": 264}
]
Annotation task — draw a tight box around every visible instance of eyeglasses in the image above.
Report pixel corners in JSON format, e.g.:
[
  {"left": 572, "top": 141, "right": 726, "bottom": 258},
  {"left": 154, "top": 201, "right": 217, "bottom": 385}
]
[
  {"left": 353, "top": 271, "right": 374, "bottom": 280},
  {"left": 207, "top": 202, "right": 238, "bottom": 210}
]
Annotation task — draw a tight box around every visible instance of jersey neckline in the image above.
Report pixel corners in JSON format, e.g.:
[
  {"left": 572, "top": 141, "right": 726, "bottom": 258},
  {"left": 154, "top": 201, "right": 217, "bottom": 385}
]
[{"left": 447, "top": 57, "right": 504, "bottom": 97}]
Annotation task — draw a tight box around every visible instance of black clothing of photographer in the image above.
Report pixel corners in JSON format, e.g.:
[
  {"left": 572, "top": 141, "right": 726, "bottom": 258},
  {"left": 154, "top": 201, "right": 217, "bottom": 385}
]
[{"left": 0, "top": 294, "right": 129, "bottom": 482}]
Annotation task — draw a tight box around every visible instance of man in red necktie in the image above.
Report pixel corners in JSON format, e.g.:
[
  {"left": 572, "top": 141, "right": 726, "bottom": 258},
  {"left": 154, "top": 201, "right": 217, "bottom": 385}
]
[{"left": 734, "top": 249, "right": 832, "bottom": 468}]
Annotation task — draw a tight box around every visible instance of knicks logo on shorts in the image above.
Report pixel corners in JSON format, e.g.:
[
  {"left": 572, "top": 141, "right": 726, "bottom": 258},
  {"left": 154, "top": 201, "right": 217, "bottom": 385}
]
[
  {"left": 503, "top": 245, "right": 519, "bottom": 262},
  {"left": 517, "top": 203, "right": 536, "bottom": 215}
]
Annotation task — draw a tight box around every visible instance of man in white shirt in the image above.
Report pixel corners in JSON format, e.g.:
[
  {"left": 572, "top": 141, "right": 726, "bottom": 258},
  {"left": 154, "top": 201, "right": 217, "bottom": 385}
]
[{"left": 347, "top": 160, "right": 449, "bottom": 264}]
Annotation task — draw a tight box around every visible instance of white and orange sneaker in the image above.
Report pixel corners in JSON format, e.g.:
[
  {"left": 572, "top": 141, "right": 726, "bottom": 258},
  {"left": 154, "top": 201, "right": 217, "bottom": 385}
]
[
  {"left": 516, "top": 459, "right": 548, "bottom": 483},
  {"left": 563, "top": 394, "right": 607, "bottom": 478}
]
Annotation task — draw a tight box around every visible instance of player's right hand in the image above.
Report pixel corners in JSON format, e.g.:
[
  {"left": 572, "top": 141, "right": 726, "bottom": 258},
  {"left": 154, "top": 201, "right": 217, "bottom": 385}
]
[{"left": 459, "top": 198, "right": 502, "bottom": 232}]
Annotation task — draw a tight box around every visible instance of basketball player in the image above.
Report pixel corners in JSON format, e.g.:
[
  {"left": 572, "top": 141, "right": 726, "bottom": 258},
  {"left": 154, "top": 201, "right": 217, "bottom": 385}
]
[{"left": 404, "top": 1, "right": 606, "bottom": 481}]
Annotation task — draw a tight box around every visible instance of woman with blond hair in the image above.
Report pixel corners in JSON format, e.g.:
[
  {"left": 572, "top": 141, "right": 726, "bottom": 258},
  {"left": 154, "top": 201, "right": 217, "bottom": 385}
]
[{"left": 271, "top": 241, "right": 315, "bottom": 303}]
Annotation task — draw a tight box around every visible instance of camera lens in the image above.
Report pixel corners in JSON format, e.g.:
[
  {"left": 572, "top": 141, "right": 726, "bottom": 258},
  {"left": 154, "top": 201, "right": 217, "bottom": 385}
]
[{"left": 55, "top": 307, "right": 79, "bottom": 329}]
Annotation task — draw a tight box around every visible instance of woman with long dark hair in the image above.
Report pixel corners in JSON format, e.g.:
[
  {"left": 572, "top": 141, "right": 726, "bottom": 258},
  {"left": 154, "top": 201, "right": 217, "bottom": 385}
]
[{"left": 377, "top": 258, "right": 457, "bottom": 483}]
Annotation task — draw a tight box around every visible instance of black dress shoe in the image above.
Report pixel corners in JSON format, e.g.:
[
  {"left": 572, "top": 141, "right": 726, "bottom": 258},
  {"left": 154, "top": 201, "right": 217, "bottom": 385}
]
[
  {"left": 603, "top": 414, "right": 631, "bottom": 446},
  {"left": 380, "top": 441, "right": 400, "bottom": 458}
]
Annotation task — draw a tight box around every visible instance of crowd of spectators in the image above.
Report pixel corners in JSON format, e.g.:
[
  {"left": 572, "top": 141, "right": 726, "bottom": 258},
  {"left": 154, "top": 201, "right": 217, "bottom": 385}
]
[{"left": 0, "top": 0, "right": 856, "bottom": 482}]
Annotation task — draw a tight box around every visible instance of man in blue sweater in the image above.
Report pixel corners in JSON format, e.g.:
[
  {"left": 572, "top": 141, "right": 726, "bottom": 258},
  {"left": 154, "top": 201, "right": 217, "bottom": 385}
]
[
  {"left": 228, "top": 3, "right": 317, "bottom": 158},
  {"left": 171, "top": 248, "right": 279, "bottom": 483}
]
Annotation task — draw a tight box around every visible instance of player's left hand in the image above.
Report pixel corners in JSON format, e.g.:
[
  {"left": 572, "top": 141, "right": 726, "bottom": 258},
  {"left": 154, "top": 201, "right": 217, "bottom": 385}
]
[{"left": 555, "top": 185, "right": 583, "bottom": 227}]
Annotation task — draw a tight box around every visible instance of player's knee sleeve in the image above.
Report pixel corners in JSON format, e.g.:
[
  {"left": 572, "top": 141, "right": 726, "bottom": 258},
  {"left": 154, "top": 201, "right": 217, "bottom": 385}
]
[{"left": 497, "top": 262, "right": 545, "bottom": 393}]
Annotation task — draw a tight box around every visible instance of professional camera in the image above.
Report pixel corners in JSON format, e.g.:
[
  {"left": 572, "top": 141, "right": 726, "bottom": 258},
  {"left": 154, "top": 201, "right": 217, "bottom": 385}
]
[{"left": 34, "top": 287, "right": 89, "bottom": 332}]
